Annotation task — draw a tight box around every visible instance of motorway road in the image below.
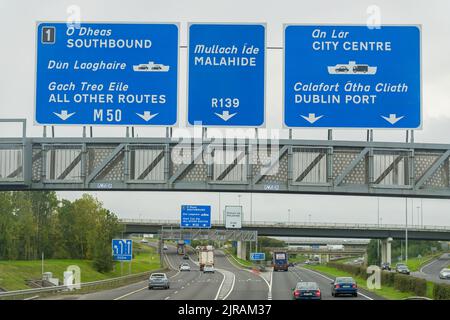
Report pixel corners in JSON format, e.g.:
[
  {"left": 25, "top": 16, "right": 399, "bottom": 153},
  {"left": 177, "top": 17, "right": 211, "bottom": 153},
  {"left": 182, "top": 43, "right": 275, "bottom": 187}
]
[
  {"left": 61, "top": 247, "right": 270, "bottom": 300},
  {"left": 68, "top": 245, "right": 225, "bottom": 300},
  {"left": 45, "top": 245, "right": 385, "bottom": 300},
  {"left": 412, "top": 253, "right": 450, "bottom": 285},
  {"left": 271, "top": 266, "right": 383, "bottom": 300},
  {"left": 214, "top": 251, "right": 269, "bottom": 300}
]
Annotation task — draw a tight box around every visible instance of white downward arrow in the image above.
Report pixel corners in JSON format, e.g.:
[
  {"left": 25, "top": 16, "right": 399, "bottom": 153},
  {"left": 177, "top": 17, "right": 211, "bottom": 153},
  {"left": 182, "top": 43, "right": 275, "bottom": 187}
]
[
  {"left": 301, "top": 113, "right": 323, "bottom": 124},
  {"left": 136, "top": 111, "right": 158, "bottom": 122},
  {"left": 53, "top": 110, "right": 75, "bottom": 120},
  {"left": 381, "top": 114, "right": 404, "bottom": 125},
  {"left": 215, "top": 110, "right": 237, "bottom": 121}
]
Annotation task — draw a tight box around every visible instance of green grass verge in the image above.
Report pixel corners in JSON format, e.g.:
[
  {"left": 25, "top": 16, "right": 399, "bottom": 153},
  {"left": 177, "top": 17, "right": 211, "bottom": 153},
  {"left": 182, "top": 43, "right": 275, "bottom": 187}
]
[
  {"left": 303, "top": 264, "right": 429, "bottom": 300},
  {"left": 0, "top": 241, "right": 160, "bottom": 291},
  {"left": 223, "top": 249, "right": 254, "bottom": 268},
  {"left": 398, "top": 252, "right": 443, "bottom": 272}
]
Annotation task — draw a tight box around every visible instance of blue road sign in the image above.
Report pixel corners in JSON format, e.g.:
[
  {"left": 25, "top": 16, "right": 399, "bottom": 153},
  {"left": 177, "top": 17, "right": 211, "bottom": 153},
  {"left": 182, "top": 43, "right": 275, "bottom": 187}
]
[
  {"left": 183, "top": 239, "right": 191, "bottom": 245},
  {"left": 112, "top": 239, "right": 133, "bottom": 261},
  {"left": 284, "top": 25, "right": 421, "bottom": 128},
  {"left": 250, "top": 252, "right": 265, "bottom": 261},
  {"left": 180, "top": 205, "right": 211, "bottom": 228},
  {"left": 188, "top": 24, "right": 265, "bottom": 126},
  {"left": 36, "top": 22, "right": 178, "bottom": 125}
]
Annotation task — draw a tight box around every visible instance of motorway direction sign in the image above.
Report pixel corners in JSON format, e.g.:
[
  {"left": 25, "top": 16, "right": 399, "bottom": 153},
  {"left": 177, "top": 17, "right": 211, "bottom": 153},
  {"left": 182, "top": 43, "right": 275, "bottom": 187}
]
[
  {"left": 284, "top": 25, "right": 421, "bottom": 128},
  {"left": 36, "top": 22, "right": 178, "bottom": 125},
  {"left": 180, "top": 205, "right": 211, "bottom": 228},
  {"left": 224, "top": 205, "right": 242, "bottom": 229},
  {"left": 188, "top": 24, "right": 265, "bottom": 126},
  {"left": 112, "top": 239, "right": 133, "bottom": 261},
  {"left": 250, "top": 252, "right": 265, "bottom": 261}
]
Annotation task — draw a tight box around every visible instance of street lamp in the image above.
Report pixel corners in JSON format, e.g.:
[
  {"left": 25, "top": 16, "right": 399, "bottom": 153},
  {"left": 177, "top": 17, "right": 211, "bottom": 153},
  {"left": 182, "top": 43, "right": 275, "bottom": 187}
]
[
  {"left": 308, "top": 214, "right": 312, "bottom": 223},
  {"left": 288, "top": 209, "right": 291, "bottom": 224}
]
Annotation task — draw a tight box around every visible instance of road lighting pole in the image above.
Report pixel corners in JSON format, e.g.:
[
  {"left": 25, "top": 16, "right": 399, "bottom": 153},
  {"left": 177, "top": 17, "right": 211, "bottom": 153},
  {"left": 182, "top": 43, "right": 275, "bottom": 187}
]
[
  {"left": 405, "top": 198, "right": 408, "bottom": 262},
  {"left": 377, "top": 197, "right": 380, "bottom": 264},
  {"left": 288, "top": 209, "right": 291, "bottom": 224}
]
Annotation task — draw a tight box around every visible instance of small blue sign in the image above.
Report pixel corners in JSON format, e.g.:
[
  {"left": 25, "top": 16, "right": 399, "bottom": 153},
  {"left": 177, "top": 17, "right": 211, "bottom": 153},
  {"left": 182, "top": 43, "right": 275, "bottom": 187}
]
[
  {"left": 284, "top": 25, "right": 421, "bottom": 128},
  {"left": 183, "top": 239, "right": 191, "bottom": 245},
  {"left": 250, "top": 252, "right": 265, "bottom": 261},
  {"left": 181, "top": 205, "right": 211, "bottom": 228},
  {"left": 112, "top": 239, "right": 133, "bottom": 261},
  {"left": 36, "top": 22, "right": 178, "bottom": 125},
  {"left": 188, "top": 24, "right": 265, "bottom": 126}
]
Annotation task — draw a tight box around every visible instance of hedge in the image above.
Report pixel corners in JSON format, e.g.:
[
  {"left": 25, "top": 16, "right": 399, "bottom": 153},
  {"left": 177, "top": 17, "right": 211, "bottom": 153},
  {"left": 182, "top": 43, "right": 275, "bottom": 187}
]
[
  {"left": 433, "top": 283, "right": 450, "bottom": 300},
  {"left": 325, "top": 262, "right": 427, "bottom": 296}
]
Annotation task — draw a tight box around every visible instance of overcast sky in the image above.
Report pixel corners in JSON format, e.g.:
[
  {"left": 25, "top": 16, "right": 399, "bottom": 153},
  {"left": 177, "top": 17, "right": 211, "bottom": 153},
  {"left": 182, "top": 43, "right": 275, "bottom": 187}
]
[{"left": 1, "top": 0, "right": 450, "bottom": 227}]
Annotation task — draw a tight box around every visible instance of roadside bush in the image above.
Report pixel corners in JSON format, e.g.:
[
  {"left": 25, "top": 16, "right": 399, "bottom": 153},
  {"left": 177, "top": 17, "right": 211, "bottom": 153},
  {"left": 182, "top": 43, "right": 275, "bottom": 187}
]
[
  {"left": 326, "top": 262, "right": 428, "bottom": 296},
  {"left": 381, "top": 270, "right": 396, "bottom": 286},
  {"left": 433, "top": 283, "right": 450, "bottom": 300},
  {"left": 394, "top": 274, "right": 427, "bottom": 296}
]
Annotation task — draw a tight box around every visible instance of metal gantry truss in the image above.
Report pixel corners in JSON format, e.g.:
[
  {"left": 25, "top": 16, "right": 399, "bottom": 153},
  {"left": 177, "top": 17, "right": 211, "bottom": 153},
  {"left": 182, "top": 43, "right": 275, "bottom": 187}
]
[
  {"left": 159, "top": 228, "right": 258, "bottom": 242},
  {"left": 0, "top": 136, "right": 450, "bottom": 198}
]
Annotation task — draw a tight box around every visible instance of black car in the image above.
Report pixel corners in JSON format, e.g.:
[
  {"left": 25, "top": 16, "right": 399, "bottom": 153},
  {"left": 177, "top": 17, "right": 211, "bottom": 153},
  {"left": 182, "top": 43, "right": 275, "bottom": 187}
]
[
  {"left": 381, "top": 262, "right": 391, "bottom": 271},
  {"left": 292, "top": 282, "right": 321, "bottom": 300},
  {"left": 183, "top": 254, "right": 189, "bottom": 260}
]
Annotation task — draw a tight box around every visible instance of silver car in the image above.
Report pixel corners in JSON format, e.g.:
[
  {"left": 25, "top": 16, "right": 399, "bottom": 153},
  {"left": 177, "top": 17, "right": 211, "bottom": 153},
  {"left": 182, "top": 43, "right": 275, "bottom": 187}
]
[
  {"left": 439, "top": 268, "right": 450, "bottom": 279},
  {"left": 148, "top": 273, "right": 170, "bottom": 289},
  {"left": 180, "top": 263, "right": 191, "bottom": 272}
]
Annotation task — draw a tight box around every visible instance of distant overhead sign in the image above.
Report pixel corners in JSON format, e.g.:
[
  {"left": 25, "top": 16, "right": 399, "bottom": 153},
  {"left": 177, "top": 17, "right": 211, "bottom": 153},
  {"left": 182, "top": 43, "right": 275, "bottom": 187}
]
[
  {"left": 112, "top": 239, "right": 133, "bottom": 261},
  {"left": 284, "top": 25, "right": 421, "bottom": 128},
  {"left": 35, "top": 22, "right": 178, "bottom": 125},
  {"left": 250, "top": 252, "right": 265, "bottom": 261},
  {"left": 224, "top": 206, "right": 242, "bottom": 229},
  {"left": 180, "top": 205, "right": 211, "bottom": 228},
  {"left": 188, "top": 24, "right": 265, "bottom": 126}
]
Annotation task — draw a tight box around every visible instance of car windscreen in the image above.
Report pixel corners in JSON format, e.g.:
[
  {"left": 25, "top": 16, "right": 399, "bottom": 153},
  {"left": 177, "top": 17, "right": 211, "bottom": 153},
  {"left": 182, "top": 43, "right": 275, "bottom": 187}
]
[
  {"left": 150, "top": 274, "right": 166, "bottom": 278},
  {"left": 336, "top": 277, "right": 354, "bottom": 283},
  {"left": 296, "top": 282, "right": 318, "bottom": 290}
]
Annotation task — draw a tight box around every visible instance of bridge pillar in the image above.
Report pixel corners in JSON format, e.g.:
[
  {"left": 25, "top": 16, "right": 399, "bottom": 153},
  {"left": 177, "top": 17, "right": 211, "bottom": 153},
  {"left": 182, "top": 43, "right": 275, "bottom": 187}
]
[
  {"left": 237, "top": 241, "right": 247, "bottom": 260},
  {"left": 381, "top": 237, "right": 393, "bottom": 264}
]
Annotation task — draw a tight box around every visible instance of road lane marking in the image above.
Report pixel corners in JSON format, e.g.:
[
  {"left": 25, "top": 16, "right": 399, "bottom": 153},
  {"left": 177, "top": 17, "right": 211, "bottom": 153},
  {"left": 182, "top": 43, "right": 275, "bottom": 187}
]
[
  {"left": 214, "top": 270, "right": 227, "bottom": 300},
  {"left": 298, "top": 267, "right": 374, "bottom": 301},
  {"left": 113, "top": 286, "right": 148, "bottom": 300},
  {"left": 222, "top": 273, "right": 236, "bottom": 300},
  {"left": 222, "top": 252, "right": 272, "bottom": 300},
  {"left": 164, "top": 296, "right": 170, "bottom": 300},
  {"left": 419, "top": 257, "right": 442, "bottom": 273},
  {"left": 115, "top": 253, "right": 180, "bottom": 300}
]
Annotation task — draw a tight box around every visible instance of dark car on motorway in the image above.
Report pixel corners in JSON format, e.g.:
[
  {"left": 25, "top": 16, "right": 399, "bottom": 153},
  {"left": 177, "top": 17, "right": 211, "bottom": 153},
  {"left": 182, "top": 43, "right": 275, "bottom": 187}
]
[
  {"left": 381, "top": 262, "right": 391, "bottom": 271},
  {"left": 331, "top": 277, "right": 358, "bottom": 297},
  {"left": 183, "top": 254, "right": 189, "bottom": 260},
  {"left": 292, "top": 282, "right": 322, "bottom": 300},
  {"left": 148, "top": 273, "right": 170, "bottom": 290},
  {"left": 395, "top": 263, "right": 410, "bottom": 275}
]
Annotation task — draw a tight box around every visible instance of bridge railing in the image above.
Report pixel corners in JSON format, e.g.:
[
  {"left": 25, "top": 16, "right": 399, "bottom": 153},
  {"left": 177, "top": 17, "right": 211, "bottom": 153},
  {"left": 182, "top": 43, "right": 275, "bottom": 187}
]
[{"left": 119, "top": 218, "right": 450, "bottom": 232}]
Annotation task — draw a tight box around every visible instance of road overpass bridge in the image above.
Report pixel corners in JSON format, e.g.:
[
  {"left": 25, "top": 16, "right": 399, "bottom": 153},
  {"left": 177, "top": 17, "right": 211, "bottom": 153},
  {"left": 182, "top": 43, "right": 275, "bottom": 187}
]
[
  {"left": 122, "top": 219, "right": 450, "bottom": 264},
  {"left": 2, "top": 130, "right": 450, "bottom": 198},
  {"left": 121, "top": 219, "right": 450, "bottom": 241},
  {"left": 284, "top": 238, "right": 370, "bottom": 246}
]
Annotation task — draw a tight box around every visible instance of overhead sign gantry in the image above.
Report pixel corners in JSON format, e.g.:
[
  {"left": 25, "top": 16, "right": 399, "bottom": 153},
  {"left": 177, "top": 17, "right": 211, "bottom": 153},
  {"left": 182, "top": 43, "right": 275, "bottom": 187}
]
[
  {"left": 187, "top": 23, "right": 265, "bottom": 126},
  {"left": 284, "top": 25, "right": 421, "bottom": 128},
  {"left": 35, "top": 23, "right": 179, "bottom": 126}
]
